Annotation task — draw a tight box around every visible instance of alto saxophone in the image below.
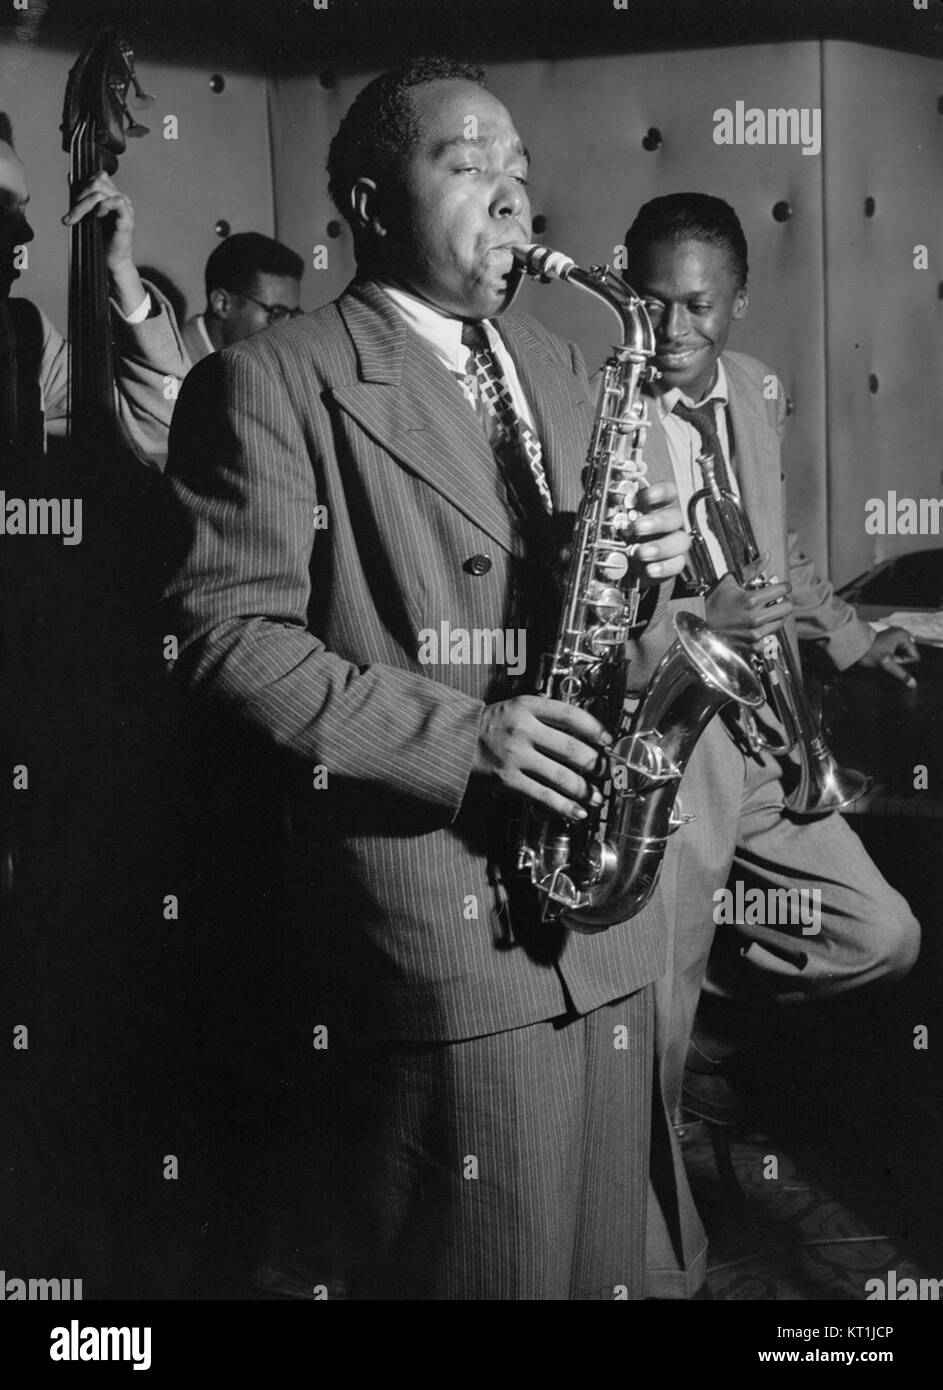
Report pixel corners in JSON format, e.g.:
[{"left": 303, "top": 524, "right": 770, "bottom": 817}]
[
  {"left": 686, "top": 454, "right": 871, "bottom": 815},
  {"left": 512, "top": 244, "right": 764, "bottom": 932}
]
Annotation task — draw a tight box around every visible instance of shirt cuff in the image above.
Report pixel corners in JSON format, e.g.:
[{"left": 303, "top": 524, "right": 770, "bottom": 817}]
[{"left": 115, "top": 291, "right": 152, "bottom": 324}]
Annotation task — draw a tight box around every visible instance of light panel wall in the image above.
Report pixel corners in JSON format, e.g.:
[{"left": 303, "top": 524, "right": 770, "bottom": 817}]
[
  {"left": 6, "top": 42, "right": 273, "bottom": 333},
  {"left": 7, "top": 38, "right": 942, "bottom": 587},
  {"left": 270, "top": 41, "right": 943, "bottom": 586},
  {"left": 822, "top": 42, "right": 943, "bottom": 583},
  {"left": 270, "top": 45, "right": 829, "bottom": 569}
]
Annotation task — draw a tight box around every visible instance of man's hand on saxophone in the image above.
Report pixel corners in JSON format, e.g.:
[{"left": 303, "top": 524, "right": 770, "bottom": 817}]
[
  {"left": 471, "top": 697, "right": 612, "bottom": 822},
  {"left": 629, "top": 482, "right": 692, "bottom": 582},
  {"left": 469, "top": 480, "right": 691, "bottom": 822}
]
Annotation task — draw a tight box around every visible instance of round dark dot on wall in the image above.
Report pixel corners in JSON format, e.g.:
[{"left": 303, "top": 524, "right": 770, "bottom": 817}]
[
  {"left": 209, "top": 74, "right": 226, "bottom": 94},
  {"left": 641, "top": 127, "right": 662, "bottom": 152},
  {"left": 772, "top": 201, "right": 793, "bottom": 223},
  {"left": 868, "top": 374, "right": 879, "bottom": 394},
  {"left": 214, "top": 219, "right": 230, "bottom": 238},
  {"left": 319, "top": 70, "right": 336, "bottom": 89},
  {"left": 326, "top": 220, "right": 343, "bottom": 239},
  {"left": 864, "top": 196, "right": 876, "bottom": 218},
  {"left": 532, "top": 214, "right": 548, "bottom": 235}
]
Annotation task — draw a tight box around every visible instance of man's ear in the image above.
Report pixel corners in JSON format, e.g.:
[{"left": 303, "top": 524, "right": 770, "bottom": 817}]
[
  {"left": 732, "top": 286, "right": 749, "bottom": 320},
  {"left": 208, "top": 287, "right": 232, "bottom": 320},
  {"left": 350, "top": 178, "right": 389, "bottom": 238}
]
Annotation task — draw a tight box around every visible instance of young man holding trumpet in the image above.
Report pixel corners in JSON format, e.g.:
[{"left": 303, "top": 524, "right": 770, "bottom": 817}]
[{"left": 619, "top": 193, "right": 920, "bottom": 1297}]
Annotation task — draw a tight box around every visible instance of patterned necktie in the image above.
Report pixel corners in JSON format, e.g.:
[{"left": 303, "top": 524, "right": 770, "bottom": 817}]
[
  {"left": 461, "top": 321, "right": 554, "bottom": 519},
  {"left": 672, "top": 398, "right": 734, "bottom": 495}
]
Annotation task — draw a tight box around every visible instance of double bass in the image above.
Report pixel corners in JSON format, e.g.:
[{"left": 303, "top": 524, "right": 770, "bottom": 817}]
[
  {"left": 1, "top": 28, "right": 153, "bottom": 913},
  {"left": 61, "top": 25, "right": 153, "bottom": 460}
]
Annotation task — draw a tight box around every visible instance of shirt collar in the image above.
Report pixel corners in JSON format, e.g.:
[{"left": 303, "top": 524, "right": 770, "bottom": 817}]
[
  {"left": 656, "top": 357, "right": 729, "bottom": 419},
  {"left": 378, "top": 280, "right": 499, "bottom": 372}
]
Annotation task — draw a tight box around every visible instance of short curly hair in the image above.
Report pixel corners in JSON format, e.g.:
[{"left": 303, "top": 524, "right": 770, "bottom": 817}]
[
  {"left": 204, "top": 231, "right": 304, "bottom": 298},
  {"left": 327, "top": 57, "right": 487, "bottom": 228},
  {"left": 624, "top": 193, "right": 749, "bottom": 288}
]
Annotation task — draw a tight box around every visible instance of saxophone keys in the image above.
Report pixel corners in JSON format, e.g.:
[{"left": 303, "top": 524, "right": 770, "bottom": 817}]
[{"left": 597, "top": 551, "right": 629, "bottom": 583}]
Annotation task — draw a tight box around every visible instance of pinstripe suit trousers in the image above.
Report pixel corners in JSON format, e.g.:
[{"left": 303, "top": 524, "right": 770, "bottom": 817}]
[{"left": 331, "top": 989, "right": 654, "bottom": 1301}]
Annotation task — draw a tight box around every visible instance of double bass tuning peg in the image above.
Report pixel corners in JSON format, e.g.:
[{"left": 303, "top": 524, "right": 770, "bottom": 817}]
[
  {"left": 119, "top": 96, "right": 150, "bottom": 137},
  {"left": 129, "top": 80, "right": 155, "bottom": 112},
  {"left": 117, "top": 40, "right": 155, "bottom": 110}
]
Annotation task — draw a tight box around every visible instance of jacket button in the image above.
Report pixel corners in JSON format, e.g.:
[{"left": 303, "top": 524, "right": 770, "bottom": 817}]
[{"left": 465, "top": 554, "right": 492, "bottom": 575}]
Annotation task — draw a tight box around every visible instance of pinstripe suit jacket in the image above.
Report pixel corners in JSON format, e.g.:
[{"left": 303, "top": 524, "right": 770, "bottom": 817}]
[{"left": 163, "top": 278, "right": 669, "bottom": 1042}]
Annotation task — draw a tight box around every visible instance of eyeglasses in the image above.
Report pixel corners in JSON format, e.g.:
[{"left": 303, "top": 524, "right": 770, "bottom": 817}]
[{"left": 237, "top": 292, "right": 303, "bottom": 324}]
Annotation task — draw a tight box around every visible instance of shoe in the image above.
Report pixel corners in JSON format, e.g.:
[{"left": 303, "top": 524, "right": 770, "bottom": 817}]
[{"left": 681, "top": 1067, "right": 742, "bottom": 1126}]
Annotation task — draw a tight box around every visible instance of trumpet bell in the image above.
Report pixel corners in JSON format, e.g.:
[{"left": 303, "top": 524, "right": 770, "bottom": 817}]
[{"left": 784, "top": 743, "right": 872, "bottom": 817}]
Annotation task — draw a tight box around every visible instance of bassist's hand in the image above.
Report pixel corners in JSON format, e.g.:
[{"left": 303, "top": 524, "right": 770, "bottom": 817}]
[{"left": 63, "top": 173, "right": 147, "bottom": 319}]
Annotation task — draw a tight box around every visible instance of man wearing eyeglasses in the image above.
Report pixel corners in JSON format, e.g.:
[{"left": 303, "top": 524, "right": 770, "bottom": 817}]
[{"left": 182, "top": 231, "right": 304, "bottom": 364}]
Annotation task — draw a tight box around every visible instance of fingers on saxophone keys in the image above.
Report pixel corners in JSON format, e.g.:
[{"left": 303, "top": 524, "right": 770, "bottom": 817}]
[
  {"left": 518, "top": 774, "right": 589, "bottom": 821},
  {"left": 533, "top": 699, "right": 612, "bottom": 750},
  {"left": 636, "top": 481, "right": 680, "bottom": 511},
  {"left": 528, "top": 754, "right": 601, "bottom": 819}
]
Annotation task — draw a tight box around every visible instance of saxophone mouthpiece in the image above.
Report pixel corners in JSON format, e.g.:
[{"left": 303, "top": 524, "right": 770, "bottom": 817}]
[{"left": 511, "top": 244, "right": 577, "bottom": 282}]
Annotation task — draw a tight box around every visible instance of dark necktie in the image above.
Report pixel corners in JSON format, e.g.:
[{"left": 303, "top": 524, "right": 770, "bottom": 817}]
[
  {"left": 461, "top": 321, "right": 554, "bottom": 521},
  {"left": 672, "top": 398, "right": 734, "bottom": 495}
]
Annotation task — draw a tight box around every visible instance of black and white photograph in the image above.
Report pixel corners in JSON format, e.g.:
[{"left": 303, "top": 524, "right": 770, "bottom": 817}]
[{"left": 1, "top": 0, "right": 942, "bottom": 1356}]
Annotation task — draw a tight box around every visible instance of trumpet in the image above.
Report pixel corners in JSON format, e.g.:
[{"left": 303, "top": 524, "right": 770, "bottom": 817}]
[{"left": 686, "top": 452, "right": 871, "bottom": 816}]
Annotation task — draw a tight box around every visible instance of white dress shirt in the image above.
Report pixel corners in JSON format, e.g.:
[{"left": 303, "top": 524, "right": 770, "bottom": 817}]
[
  {"left": 654, "top": 359, "right": 739, "bottom": 577},
  {"left": 380, "top": 281, "right": 539, "bottom": 449}
]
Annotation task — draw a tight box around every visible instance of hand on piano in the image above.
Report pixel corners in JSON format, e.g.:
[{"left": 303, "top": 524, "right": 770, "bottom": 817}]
[{"left": 857, "top": 627, "right": 920, "bottom": 688}]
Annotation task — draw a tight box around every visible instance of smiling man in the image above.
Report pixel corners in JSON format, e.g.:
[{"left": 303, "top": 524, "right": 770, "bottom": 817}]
[
  {"left": 163, "top": 59, "right": 691, "bottom": 1300},
  {"left": 620, "top": 193, "right": 920, "bottom": 1297}
]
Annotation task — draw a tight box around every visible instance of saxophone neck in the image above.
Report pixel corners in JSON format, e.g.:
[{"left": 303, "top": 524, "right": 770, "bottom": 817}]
[{"left": 511, "top": 243, "right": 656, "bottom": 358}]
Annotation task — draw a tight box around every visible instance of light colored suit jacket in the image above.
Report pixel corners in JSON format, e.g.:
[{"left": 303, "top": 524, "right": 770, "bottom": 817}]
[
  {"left": 626, "top": 349, "right": 873, "bottom": 687},
  {"left": 163, "top": 278, "right": 671, "bottom": 1042},
  {"left": 31, "top": 282, "right": 188, "bottom": 473}
]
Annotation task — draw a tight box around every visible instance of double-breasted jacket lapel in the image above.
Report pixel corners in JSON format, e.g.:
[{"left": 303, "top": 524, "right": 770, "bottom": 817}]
[
  {"left": 330, "top": 281, "right": 596, "bottom": 546},
  {"left": 331, "top": 280, "right": 515, "bottom": 553}
]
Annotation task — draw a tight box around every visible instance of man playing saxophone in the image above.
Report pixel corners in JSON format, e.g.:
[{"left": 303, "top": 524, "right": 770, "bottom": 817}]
[
  {"left": 163, "top": 59, "right": 692, "bottom": 1300},
  {"left": 619, "top": 193, "right": 921, "bottom": 1298}
]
